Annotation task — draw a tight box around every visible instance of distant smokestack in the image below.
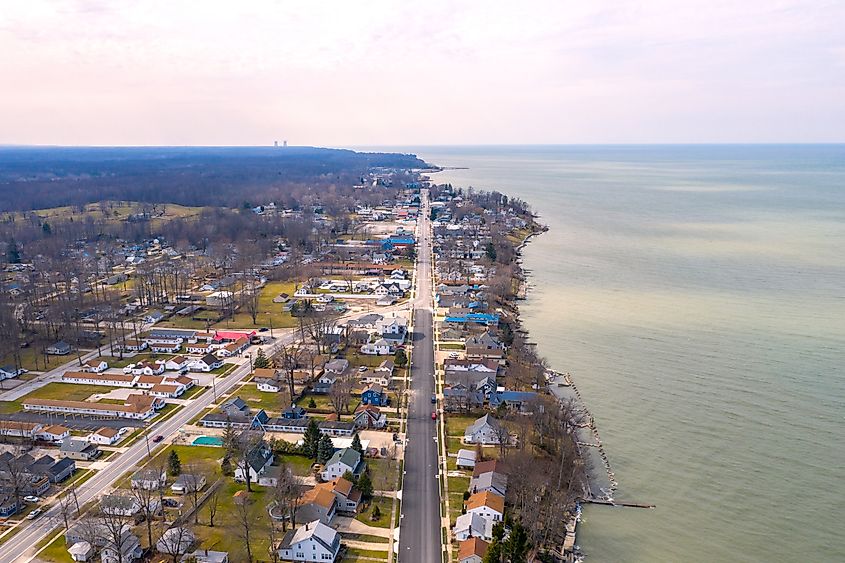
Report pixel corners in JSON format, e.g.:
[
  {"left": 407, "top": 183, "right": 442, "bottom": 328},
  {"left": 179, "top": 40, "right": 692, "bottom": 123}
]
[
  {"left": 283, "top": 140, "right": 288, "bottom": 147},
  {"left": 274, "top": 141, "right": 278, "bottom": 147}
]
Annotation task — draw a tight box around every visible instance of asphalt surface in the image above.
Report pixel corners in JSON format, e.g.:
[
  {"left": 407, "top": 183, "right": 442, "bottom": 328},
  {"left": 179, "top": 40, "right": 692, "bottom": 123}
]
[{"left": 398, "top": 190, "right": 441, "bottom": 562}]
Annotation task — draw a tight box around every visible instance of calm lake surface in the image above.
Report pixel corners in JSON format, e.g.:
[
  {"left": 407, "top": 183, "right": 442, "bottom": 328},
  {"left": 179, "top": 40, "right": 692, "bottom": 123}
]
[{"left": 409, "top": 146, "right": 845, "bottom": 562}]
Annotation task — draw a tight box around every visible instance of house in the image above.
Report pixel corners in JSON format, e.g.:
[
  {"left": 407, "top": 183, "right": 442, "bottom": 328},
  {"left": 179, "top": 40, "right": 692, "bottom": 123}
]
[
  {"left": 46, "top": 341, "right": 72, "bottom": 355},
  {"left": 361, "top": 383, "right": 388, "bottom": 406},
  {"left": 470, "top": 469, "right": 508, "bottom": 497},
  {"left": 189, "top": 354, "right": 223, "bottom": 372},
  {"left": 156, "top": 527, "right": 196, "bottom": 559},
  {"left": 60, "top": 439, "right": 101, "bottom": 461},
  {"left": 458, "top": 537, "right": 489, "bottom": 563},
  {"left": 465, "top": 491, "right": 505, "bottom": 522},
  {"left": 360, "top": 338, "right": 393, "bottom": 356},
  {"left": 464, "top": 414, "right": 505, "bottom": 445},
  {"left": 322, "top": 358, "right": 348, "bottom": 377},
  {"left": 377, "top": 317, "right": 408, "bottom": 342},
  {"left": 150, "top": 341, "right": 181, "bottom": 354},
  {"left": 347, "top": 313, "right": 383, "bottom": 330},
  {"left": 488, "top": 390, "right": 539, "bottom": 412},
  {"left": 316, "top": 477, "right": 361, "bottom": 514},
  {"left": 131, "top": 467, "right": 167, "bottom": 490},
  {"left": 297, "top": 487, "right": 338, "bottom": 525},
  {"left": 453, "top": 512, "right": 494, "bottom": 541},
  {"left": 87, "top": 427, "right": 122, "bottom": 445},
  {"left": 24, "top": 394, "right": 162, "bottom": 420},
  {"left": 117, "top": 339, "right": 148, "bottom": 353},
  {"left": 465, "top": 332, "right": 504, "bottom": 361},
  {"left": 283, "top": 405, "right": 307, "bottom": 419},
  {"left": 37, "top": 424, "right": 70, "bottom": 443},
  {"left": 375, "top": 359, "right": 395, "bottom": 379},
  {"left": 164, "top": 356, "right": 191, "bottom": 372},
  {"left": 0, "top": 421, "right": 42, "bottom": 439},
  {"left": 353, "top": 405, "right": 387, "bottom": 429},
  {"left": 67, "top": 541, "right": 94, "bottom": 562},
  {"left": 65, "top": 519, "right": 142, "bottom": 562},
  {"left": 255, "top": 377, "right": 282, "bottom": 393},
  {"left": 234, "top": 440, "right": 274, "bottom": 483},
  {"left": 100, "top": 493, "right": 159, "bottom": 518},
  {"left": 456, "top": 449, "right": 477, "bottom": 469},
  {"left": 0, "top": 495, "right": 18, "bottom": 517},
  {"left": 0, "top": 365, "right": 24, "bottom": 379},
  {"left": 144, "top": 310, "right": 165, "bottom": 323},
  {"left": 277, "top": 520, "right": 341, "bottom": 563},
  {"left": 42, "top": 457, "right": 76, "bottom": 483},
  {"left": 80, "top": 359, "right": 108, "bottom": 373},
  {"left": 358, "top": 368, "right": 390, "bottom": 388},
  {"left": 321, "top": 448, "right": 365, "bottom": 481},
  {"left": 129, "top": 360, "right": 165, "bottom": 376},
  {"left": 172, "top": 473, "right": 207, "bottom": 494}
]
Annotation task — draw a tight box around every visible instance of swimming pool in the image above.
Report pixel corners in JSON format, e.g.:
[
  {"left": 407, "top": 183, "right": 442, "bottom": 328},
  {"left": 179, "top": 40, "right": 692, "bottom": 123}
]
[{"left": 192, "top": 436, "right": 223, "bottom": 446}]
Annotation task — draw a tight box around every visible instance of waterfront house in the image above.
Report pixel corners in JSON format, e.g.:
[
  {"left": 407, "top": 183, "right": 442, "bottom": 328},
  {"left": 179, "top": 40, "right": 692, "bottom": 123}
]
[
  {"left": 453, "top": 512, "right": 494, "bottom": 541},
  {"left": 469, "top": 470, "right": 508, "bottom": 498},
  {"left": 458, "top": 538, "right": 489, "bottom": 563},
  {"left": 463, "top": 414, "right": 504, "bottom": 445},
  {"left": 464, "top": 332, "right": 504, "bottom": 361},
  {"left": 465, "top": 491, "right": 505, "bottom": 522},
  {"left": 456, "top": 449, "right": 477, "bottom": 470}
]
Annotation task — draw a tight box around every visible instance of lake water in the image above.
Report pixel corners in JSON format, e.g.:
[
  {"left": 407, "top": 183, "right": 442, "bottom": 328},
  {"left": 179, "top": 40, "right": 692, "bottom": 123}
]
[{"left": 410, "top": 146, "right": 845, "bottom": 562}]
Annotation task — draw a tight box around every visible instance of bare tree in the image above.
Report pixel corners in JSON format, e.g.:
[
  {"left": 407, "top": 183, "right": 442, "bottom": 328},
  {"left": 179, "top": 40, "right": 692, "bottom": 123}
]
[
  {"left": 274, "top": 344, "right": 304, "bottom": 402},
  {"left": 233, "top": 492, "right": 255, "bottom": 563},
  {"left": 329, "top": 372, "right": 354, "bottom": 416},
  {"left": 98, "top": 503, "right": 135, "bottom": 563},
  {"left": 130, "top": 482, "right": 159, "bottom": 550},
  {"left": 206, "top": 485, "right": 220, "bottom": 527},
  {"left": 271, "top": 465, "right": 302, "bottom": 531},
  {"left": 157, "top": 526, "right": 195, "bottom": 563}
]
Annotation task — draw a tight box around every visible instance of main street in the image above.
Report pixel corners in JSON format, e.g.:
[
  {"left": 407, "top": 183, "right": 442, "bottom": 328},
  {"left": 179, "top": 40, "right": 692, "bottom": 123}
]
[{"left": 398, "top": 190, "right": 441, "bottom": 562}]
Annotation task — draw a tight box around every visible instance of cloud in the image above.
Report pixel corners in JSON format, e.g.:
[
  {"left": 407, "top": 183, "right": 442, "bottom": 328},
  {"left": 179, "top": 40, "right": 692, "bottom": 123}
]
[{"left": 0, "top": 0, "right": 843, "bottom": 144}]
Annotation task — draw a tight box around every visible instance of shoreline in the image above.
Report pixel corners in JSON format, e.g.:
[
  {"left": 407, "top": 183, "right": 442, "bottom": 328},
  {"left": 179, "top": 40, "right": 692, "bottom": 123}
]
[{"left": 509, "top": 220, "right": 627, "bottom": 560}]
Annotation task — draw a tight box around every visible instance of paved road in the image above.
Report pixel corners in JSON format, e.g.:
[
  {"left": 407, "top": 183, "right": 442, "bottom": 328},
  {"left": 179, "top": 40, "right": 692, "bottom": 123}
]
[{"left": 398, "top": 190, "right": 441, "bottom": 562}]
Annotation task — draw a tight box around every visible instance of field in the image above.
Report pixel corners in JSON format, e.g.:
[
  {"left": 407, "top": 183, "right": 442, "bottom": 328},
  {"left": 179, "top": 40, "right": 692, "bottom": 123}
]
[
  {"left": 0, "top": 344, "right": 71, "bottom": 373},
  {"left": 0, "top": 382, "right": 118, "bottom": 414},
  {"left": 222, "top": 280, "right": 301, "bottom": 329},
  {"left": 11, "top": 200, "right": 206, "bottom": 228},
  {"left": 445, "top": 414, "right": 477, "bottom": 437},
  {"left": 227, "top": 382, "right": 288, "bottom": 415}
]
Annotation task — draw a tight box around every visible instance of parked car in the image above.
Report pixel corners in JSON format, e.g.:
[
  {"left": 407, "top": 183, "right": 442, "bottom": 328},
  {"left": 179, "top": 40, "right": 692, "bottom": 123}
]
[
  {"left": 162, "top": 498, "right": 179, "bottom": 508},
  {"left": 23, "top": 496, "right": 40, "bottom": 503},
  {"left": 448, "top": 352, "right": 459, "bottom": 359},
  {"left": 27, "top": 509, "right": 42, "bottom": 520},
  {"left": 431, "top": 411, "right": 437, "bottom": 420},
  {"left": 431, "top": 394, "right": 436, "bottom": 404}
]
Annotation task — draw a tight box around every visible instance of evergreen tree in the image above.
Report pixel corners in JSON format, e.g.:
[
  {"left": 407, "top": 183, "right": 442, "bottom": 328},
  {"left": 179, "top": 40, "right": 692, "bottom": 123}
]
[
  {"left": 41, "top": 222, "right": 52, "bottom": 236},
  {"left": 221, "top": 456, "right": 234, "bottom": 476},
  {"left": 342, "top": 470, "right": 356, "bottom": 484},
  {"left": 253, "top": 348, "right": 271, "bottom": 369},
  {"left": 167, "top": 450, "right": 182, "bottom": 476},
  {"left": 394, "top": 348, "right": 408, "bottom": 368},
  {"left": 501, "top": 522, "right": 530, "bottom": 562},
  {"left": 221, "top": 420, "right": 239, "bottom": 458},
  {"left": 351, "top": 433, "right": 364, "bottom": 455},
  {"left": 303, "top": 419, "right": 321, "bottom": 459},
  {"left": 370, "top": 504, "right": 381, "bottom": 522},
  {"left": 485, "top": 241, "right": 497, "bottom": 262},
  {"left": 308, "top": 397, "right": 317, "bottom": 409},
  {"left": 317, "top": 434, "right": 334, "bottom": 464},
  {"left": 357, "top": 472, "right": 373, "bottom": 499},
  {"left": 5, "top": 239, "right": 20, "bottom": 264}
]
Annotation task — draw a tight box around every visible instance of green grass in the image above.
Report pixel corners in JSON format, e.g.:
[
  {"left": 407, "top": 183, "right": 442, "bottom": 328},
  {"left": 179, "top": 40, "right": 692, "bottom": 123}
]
[
  {"left": 341, "top": 533, "right": 390, "bottom": 544},
  {"left": 194, "top": 482, "right": 273, "bottom": 560},
  {"left": 0, "top": 345, "right": 68, "bottom": 373},
  {"left": 32, "top": 533, "right": 72, "bottom": 563},
  {"left": 446, "top": 436, "right": 463, "bottom": 454},
  {"left": 447, "top": 476, "right": 470, "bottom": 495},
  {"left": 229, "top": 382, "right": 288, "bottom": 414},
  {"left": 438, "top": 343, "right": 464, "bottom": 350},
  {"left": 445, "top": 414, "right": 477, "bottom": 437},
  {"left": 355, "top": 497, "right": 393, "bottom": 528},
  {"left": 1, "top": 383, "right": 119, "bottom": 414},
  {"left": 295, "top": 392, "right": 335, "bottom": 412},
  {"left": 367, "top": 458, "right": 400, "bottom": 491},
  {"left": 224, "top": 280, "right": 301, "bottom": 329},
  {"left": 279, "top": 454, "right": 314, "bottom": 477},
  {"left": 180, "top": 384, "right": 208, "bottom": 400},
  {"left": 343, "top": 548, "right": 389, "bottom": 561},
  {"left": 208, "top": 363, "right": 237, "bottom": 376}
]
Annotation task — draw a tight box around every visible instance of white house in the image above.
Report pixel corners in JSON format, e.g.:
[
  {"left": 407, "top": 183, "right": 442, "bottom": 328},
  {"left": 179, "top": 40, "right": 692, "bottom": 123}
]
[
  {"left": 37, "top": 424, "right": 70, "bottom": 443},
  {"left": 465, "top": 491, "right": 504, "bottom": 522},
  {"left": 277, "top": 520, "right": 341, "bottom": 563},
  {"left": 87, "top": 427, "right": 123, "bottom": 445},
  {"left": 255, "top": 377, "right": 282, "bottom": 393},
  {"left": 321, "top": 448, "right": 365, "bottom": 481},
  {"left": 163, "top": 356, "right": 190, "bottom": 372},
  {"left": 80, "top": 359, "right": 109, "bottom": 373},
  {"left": 456, "top": 449, "right": 477, "bottom": 469},
  {"left": 360, "top": 338, "right": 393, "bottom": 356},
  {"left": 189, "top": 354, "right": 223, "bottom": 372},
  {"left": 464, "top": 414, "right": 504, "bottom": 445},
  {"left": 453, "top": 512, "right": 494, "bottom": 541},
  {"left": 234, "top": 443, "right": 273, "bottom": 483}
]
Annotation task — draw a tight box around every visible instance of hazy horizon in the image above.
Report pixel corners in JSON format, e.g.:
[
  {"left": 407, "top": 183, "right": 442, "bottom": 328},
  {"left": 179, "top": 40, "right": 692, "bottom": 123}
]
[{"left": 2, "top": 1, "right": 844, "bottom": 146}]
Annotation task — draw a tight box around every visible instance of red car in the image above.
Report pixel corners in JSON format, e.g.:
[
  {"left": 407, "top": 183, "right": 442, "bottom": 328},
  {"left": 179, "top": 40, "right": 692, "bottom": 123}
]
[
  {"left": 152, "top": 435, "right": 164, "bottom": 443},
  {"left": 431, "top": 411, "right": 437, "bottom": 420}
]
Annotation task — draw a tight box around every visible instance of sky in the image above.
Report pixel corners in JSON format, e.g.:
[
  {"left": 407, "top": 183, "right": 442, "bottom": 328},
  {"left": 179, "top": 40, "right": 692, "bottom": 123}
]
[{"left": 1, "top": 0, "right": 844, "bottom": 146}]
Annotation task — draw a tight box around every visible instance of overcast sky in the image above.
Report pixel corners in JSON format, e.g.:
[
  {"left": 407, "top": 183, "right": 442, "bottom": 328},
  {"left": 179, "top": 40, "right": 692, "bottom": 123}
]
[{"left": 1, "top": 0, "right": 844, "bottom": 146}]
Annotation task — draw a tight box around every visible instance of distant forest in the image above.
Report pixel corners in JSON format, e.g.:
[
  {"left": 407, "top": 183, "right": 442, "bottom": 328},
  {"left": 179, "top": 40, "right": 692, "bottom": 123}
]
[{"left": 0, "top": 146, "right": 429, "bottom": 212}]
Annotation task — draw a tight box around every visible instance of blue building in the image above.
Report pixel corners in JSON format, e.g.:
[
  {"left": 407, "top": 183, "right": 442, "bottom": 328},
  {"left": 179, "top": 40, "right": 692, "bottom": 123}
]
[{"left": 361, "top": 383, "right": 388, "bottom": 406}]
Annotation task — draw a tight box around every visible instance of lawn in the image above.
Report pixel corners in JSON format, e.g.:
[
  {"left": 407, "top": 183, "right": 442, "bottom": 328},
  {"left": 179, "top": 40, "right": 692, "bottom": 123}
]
[
  {"left": 21, "top": 382, "right": 116, "bottom": 403},
  {"left": 147, "top": 444, "right": 224, "bottom": 477},
  {"left": 343, "top": 548, "right": 389, "bottom": 561},
  {"left": 180, "top": 384, "right": 208, "bottom": 401},
  {"left": 32, "top": 534, "right": 72, "bottom": 563},
  {"left": 208, "top": 363, "right": 237, "bottom": 376},
  {"left": 223, "top": 280, "right": 300, "bottom": 329},
  {"left": 445, "top": 414, "right": 478, "bottom": 437},
  {"left": 194, "top": 481, "right": 273, "bottom": 560},
  {"left": 345, "top": 350, "right": 395, "bottom": 368},
  {"left": 446, "top": 436, "right": 464, "bottom": 454},
  {"left": 229, "top": 383, "right": 288, "bottom": 415},
  {"left": 295, "top": 392, "right": 335, "bottom": 412},
  {"left": 367, "top": 458, "right": 400, "bottom": 492},
  {"left": 279, "top": 453, "right": 313, "bottom": 477},
  {"left": 355, "top": 496, "right": 393, "bottom": 528},
  {"left": 447, "top": 475, "right": 470, "bottom": 495},
  {"left": 0, "top": 344, "right": 70, "bottom": 373}
]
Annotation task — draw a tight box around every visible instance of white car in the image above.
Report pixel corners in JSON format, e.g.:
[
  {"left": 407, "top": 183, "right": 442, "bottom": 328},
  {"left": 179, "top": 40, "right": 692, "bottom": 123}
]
[
  {"left": 23, "top": 496, "right": 40, "bottom": 503},
  {"left": 26, "top": 508, "right": 42, "bottom": 520},
  {"left": 448, "top": 352, "right": 460, "bottom": 359}
]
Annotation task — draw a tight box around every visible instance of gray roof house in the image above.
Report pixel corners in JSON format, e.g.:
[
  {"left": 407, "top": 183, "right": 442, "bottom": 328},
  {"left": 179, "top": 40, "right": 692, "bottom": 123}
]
[
  {"left": 321, "top": 448, "right": 365, "bottom": 481},
  {"left": 463, "top": 414, "right": 504, "bottom": 445},
  {"left": 60, "top": 439, "right": 100, "bottom": 461}
]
